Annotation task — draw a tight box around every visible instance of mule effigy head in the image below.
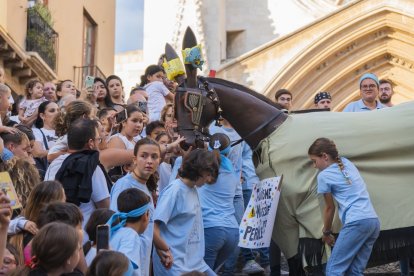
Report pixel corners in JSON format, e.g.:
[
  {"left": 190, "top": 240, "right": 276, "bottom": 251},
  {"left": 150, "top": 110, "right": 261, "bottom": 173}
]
[{"left": 161, "top": 29, "right": 208, "bottom": 149}]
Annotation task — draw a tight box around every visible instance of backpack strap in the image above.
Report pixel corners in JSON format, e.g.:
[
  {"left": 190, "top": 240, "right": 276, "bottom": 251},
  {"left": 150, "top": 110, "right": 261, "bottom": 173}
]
[{"left": 38, "top": 128, "right": 49, "bottom": 150}]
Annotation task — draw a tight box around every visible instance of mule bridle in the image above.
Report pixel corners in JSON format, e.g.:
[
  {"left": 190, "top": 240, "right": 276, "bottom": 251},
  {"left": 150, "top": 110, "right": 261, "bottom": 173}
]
[
  {"left": 200, "top": 77, "right": 286, "bottom": 147},
  {"left": 175, "top": 81, "right": 223, "bottom": 142},
  {"left": 176, "top": 77, "right": 285, "bottom": 146}
]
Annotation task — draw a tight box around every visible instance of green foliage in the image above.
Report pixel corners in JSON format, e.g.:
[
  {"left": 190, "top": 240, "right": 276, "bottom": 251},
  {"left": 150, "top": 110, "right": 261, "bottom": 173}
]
[
  {"left": 26, "top": 4, "right": 57, "bottom": 70},
  {"left": 26, "top": 29, "right": 56, "bottom": 69},
  {"left": 31, "top": 3, "right": 54, "bottom": 27}
]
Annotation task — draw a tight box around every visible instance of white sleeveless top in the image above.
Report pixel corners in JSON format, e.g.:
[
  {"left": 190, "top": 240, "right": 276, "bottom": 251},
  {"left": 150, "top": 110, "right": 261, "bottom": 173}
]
[{"left": 108, "top": 133, "right": 139, "bottom": 150}]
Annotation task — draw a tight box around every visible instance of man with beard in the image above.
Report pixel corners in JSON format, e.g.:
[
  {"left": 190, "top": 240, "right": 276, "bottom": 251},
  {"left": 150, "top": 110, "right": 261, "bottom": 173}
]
[{"left": 379, "top": 79, "right": 394, "bottom": 107}]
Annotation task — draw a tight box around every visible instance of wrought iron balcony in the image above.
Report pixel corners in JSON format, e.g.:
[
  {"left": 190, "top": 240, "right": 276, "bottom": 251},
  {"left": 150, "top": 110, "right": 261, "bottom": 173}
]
[
  {"left": 73, "top": 65, "right": 106, "bottom": 89},
  {"left": 26, "top": 7, "right": 59, "bottom": 71}
]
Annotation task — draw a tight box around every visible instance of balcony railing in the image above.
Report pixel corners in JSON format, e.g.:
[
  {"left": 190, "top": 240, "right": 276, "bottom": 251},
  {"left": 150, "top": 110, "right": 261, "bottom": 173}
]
[
  {"left": 73, "top": 65, "right": 106, "bottom": 89},
  {"left": 26, "top": 7, "right": 59, "bottom": 71}
]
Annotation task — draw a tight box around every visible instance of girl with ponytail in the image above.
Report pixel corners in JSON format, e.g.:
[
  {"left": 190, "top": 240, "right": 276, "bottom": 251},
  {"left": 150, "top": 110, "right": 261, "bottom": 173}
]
[{"left": 308, "top": 137, "right": 380, "bottom": 274}]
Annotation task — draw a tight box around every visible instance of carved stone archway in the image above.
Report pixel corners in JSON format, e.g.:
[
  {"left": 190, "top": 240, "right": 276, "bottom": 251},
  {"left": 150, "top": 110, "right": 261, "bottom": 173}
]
[
  {"left": 217, "top": 0, "right": 414, "bottom": 111},
  {"left": 263, "top": 6, "right": 414, "bottom": 110}
]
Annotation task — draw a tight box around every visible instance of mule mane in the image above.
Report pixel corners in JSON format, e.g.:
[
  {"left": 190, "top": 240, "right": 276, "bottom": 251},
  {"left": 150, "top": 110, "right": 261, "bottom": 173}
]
[{"left": 203, "top": 77, "right": 281, "bottom": 109}]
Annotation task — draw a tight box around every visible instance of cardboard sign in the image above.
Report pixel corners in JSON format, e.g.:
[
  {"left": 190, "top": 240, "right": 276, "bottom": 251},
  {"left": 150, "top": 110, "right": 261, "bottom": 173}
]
[
  {"left": 0, "top": 172, "right": 22, "bottom": 209},
  {"left": 239, "top": 176, "right": 282, "bottom": 248}
]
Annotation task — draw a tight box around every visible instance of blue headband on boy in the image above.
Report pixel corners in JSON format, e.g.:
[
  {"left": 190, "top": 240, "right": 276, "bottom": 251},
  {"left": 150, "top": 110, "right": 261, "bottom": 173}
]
[
  {"left": 208, "top": 145, "right": 234, "bottom": 173},
  {"left": 124, "top": 260, "right": 136, "bottom": 274},
  {"left": 106, "top": 203, "right": 150, "bottom": 236}
]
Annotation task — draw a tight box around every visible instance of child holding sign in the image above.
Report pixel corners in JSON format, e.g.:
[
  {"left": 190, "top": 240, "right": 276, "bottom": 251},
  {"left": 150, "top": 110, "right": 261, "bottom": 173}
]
[{"left": 308, "top": 137, "right": 379, "bottom": 274}]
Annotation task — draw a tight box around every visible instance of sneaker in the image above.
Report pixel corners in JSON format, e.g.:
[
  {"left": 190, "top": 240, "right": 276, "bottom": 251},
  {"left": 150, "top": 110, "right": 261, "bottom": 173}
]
[{"left": 242, "top": 260, "right": 265, "bottom": 274}]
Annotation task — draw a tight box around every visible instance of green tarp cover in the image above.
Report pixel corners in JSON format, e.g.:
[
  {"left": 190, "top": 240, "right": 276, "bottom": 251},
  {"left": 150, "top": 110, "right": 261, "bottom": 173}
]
[{"left": 255, "top": 101, "right": 414, "bottom": 259}]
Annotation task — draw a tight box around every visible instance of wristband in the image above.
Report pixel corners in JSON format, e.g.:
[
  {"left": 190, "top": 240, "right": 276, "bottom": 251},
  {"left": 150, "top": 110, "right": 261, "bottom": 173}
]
[{"left": 323, "top": 230, "right": 332, "bottom": 236}]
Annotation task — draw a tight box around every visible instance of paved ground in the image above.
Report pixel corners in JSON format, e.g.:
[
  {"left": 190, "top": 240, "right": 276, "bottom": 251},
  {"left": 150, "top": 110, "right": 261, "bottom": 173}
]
[{"left": 227, "top": 256, "right": 413, "bottom": 275}]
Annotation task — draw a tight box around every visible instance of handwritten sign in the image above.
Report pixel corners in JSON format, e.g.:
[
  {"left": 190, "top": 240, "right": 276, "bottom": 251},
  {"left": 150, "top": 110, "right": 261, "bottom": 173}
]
[
  {"left": 238, "top": 176, "right": 282, "bottom": 248},
  {"left": 0, "top": 172, "right": 22, "bottom": 209}
]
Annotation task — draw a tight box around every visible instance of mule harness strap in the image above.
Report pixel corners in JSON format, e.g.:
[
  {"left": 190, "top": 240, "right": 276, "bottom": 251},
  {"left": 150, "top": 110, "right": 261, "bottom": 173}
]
[{"left": 230, "top": 111, "right": 285, "bottom": 147}]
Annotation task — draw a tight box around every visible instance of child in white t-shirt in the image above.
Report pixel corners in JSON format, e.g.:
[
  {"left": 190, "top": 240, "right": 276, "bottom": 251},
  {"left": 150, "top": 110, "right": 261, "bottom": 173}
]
[
  {"left": 107, "top": 188, "right": 151, "bottom": 276},
  {"left": 139, "top": 65, "right": 175, "bottom": 122},
  {"left": 19, "top": 80, "right": 46, "bottom": 126}
]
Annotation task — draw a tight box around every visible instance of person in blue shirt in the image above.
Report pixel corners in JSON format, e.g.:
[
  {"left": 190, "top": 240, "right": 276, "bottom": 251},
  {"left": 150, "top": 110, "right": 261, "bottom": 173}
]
[
  {"left": 210, "top": 122, "right": 268, "bottom": 275},
  {"left": 308, "top": 137, "right": 380, "bottom": 274},
  {"left": 107, "top": 188, "right": 151, "bottom": 275},
  {"left": 198, "top": 133, "right": 239, "bottom": 271},
  {"left": 153, "top": 149, "right": 219, "bottom": 276},
  {"left": 343, "top": 73, "right": 384, "bottom": 112}
]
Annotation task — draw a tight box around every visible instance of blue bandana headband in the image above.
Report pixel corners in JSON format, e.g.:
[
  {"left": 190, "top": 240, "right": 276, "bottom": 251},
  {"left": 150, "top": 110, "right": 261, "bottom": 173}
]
[
  {"left": 125, "top": 260, "right": 136, "bottom": 274},
  {"left": 106, "top": 203, "right": 150, "bottom": 237},
  {"left": 208, "top": 145, "right": 234, "bottom": 173}
]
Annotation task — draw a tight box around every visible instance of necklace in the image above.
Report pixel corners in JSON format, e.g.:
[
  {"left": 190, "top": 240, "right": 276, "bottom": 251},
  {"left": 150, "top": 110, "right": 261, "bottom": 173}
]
[{"left": 132, "top": 169, "right": 148, "bottom": 183}]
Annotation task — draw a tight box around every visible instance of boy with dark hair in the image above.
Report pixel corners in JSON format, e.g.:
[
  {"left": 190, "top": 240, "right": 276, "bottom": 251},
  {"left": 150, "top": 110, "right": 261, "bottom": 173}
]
[
  {"left": 145, "top": 120, "right": 165, "bottom": 140},
  {"left": 274, "top": 89, "right": 293, "bottom": 111},
  {"left": 153, "top": 149, "right": 219, "bottom": 276},
  {"left": 108, "top": 188, "right": 151, "bottom": 274}
]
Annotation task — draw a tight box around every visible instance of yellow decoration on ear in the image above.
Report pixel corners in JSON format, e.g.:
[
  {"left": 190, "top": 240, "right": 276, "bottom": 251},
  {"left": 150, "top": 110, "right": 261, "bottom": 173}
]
[{"left": 162, "top": 58, "right": 185, "bottom": 81}]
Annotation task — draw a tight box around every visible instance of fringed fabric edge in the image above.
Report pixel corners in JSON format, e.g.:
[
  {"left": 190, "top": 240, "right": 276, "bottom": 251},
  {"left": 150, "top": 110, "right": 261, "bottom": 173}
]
[
  {"left": 368, "top": 226, "right": 414, "bottom": 267},
  {"left": 298, "top": 237, "right": 324, "bottom": 268},
  {"left": 297, "top": 226, "right": 414, "bottom": 270}
]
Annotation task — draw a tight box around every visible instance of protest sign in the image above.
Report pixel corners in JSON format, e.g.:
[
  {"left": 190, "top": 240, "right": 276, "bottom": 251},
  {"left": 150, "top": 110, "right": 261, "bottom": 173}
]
[{"left": 238, "top": 176, "right": 282, "bottom": 248}]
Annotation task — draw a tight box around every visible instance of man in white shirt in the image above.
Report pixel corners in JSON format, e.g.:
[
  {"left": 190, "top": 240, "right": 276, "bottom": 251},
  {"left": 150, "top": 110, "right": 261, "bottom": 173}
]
[{"left": 45, "top": 118, "right": 110, "bottom": 242}]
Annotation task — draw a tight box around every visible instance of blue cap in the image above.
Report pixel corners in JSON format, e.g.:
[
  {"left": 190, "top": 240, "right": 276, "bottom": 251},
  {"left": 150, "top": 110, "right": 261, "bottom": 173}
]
[{"left": 359, "top": 73, "right": 379, "bottom": 87}]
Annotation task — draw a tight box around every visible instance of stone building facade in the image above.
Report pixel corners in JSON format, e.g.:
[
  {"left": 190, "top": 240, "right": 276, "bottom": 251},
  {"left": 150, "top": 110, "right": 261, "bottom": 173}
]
[{"left": 143, "top": 0, "right": 413, "bottom": 110}]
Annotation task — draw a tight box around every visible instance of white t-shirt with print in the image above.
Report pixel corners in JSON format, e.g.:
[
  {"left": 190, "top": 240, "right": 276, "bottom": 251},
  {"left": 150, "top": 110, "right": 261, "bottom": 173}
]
[{"left": 32, "top": 128, "right": 58, "bottom": 150}]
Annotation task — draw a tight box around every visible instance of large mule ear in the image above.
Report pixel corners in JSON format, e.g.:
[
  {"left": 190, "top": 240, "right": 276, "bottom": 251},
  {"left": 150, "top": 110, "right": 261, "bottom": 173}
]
[
  {"left": 182, "top": 27, "right": 201, "bottom": 88},
  {"left": 163, "top": 43, "right": 186, "bottom": 86}
]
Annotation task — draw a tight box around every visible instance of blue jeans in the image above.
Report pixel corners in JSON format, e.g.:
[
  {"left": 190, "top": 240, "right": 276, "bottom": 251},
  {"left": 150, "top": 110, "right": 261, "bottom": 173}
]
[
  {"left": 222, "top": 195, "right": 244, "bottom": 274},
  {"left": 204, "top": 227, "right": 239, "bottom": 270},
  {"left": 326, "top": 218, "right": 380, "bottom": 275},
  {"left": 241, "top": 189, "right": 270, "bottom": 267},
  {"left": 400, "top": 258, "right": 411, "bottom": 276}
]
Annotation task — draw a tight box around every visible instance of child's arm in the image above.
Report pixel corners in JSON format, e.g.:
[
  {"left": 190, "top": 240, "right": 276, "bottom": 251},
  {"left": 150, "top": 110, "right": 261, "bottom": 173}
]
[
  {"left": 23, "top": 111, "right": 38, "bottom": 127},
  {"left": 153, "top": 221, "right": 173, "bottom": 269},
  {"left": 17, "top": 107, "right": 27, "bottom": 124},
  {"left": 8, "top": 216, "right": 27, "bottom": 235},
  {"left": 322, "top": 193, "right": 336, "bottom": 246},
  {"left": 0, "top": 115, "right": 16, "bottom": 134}
]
